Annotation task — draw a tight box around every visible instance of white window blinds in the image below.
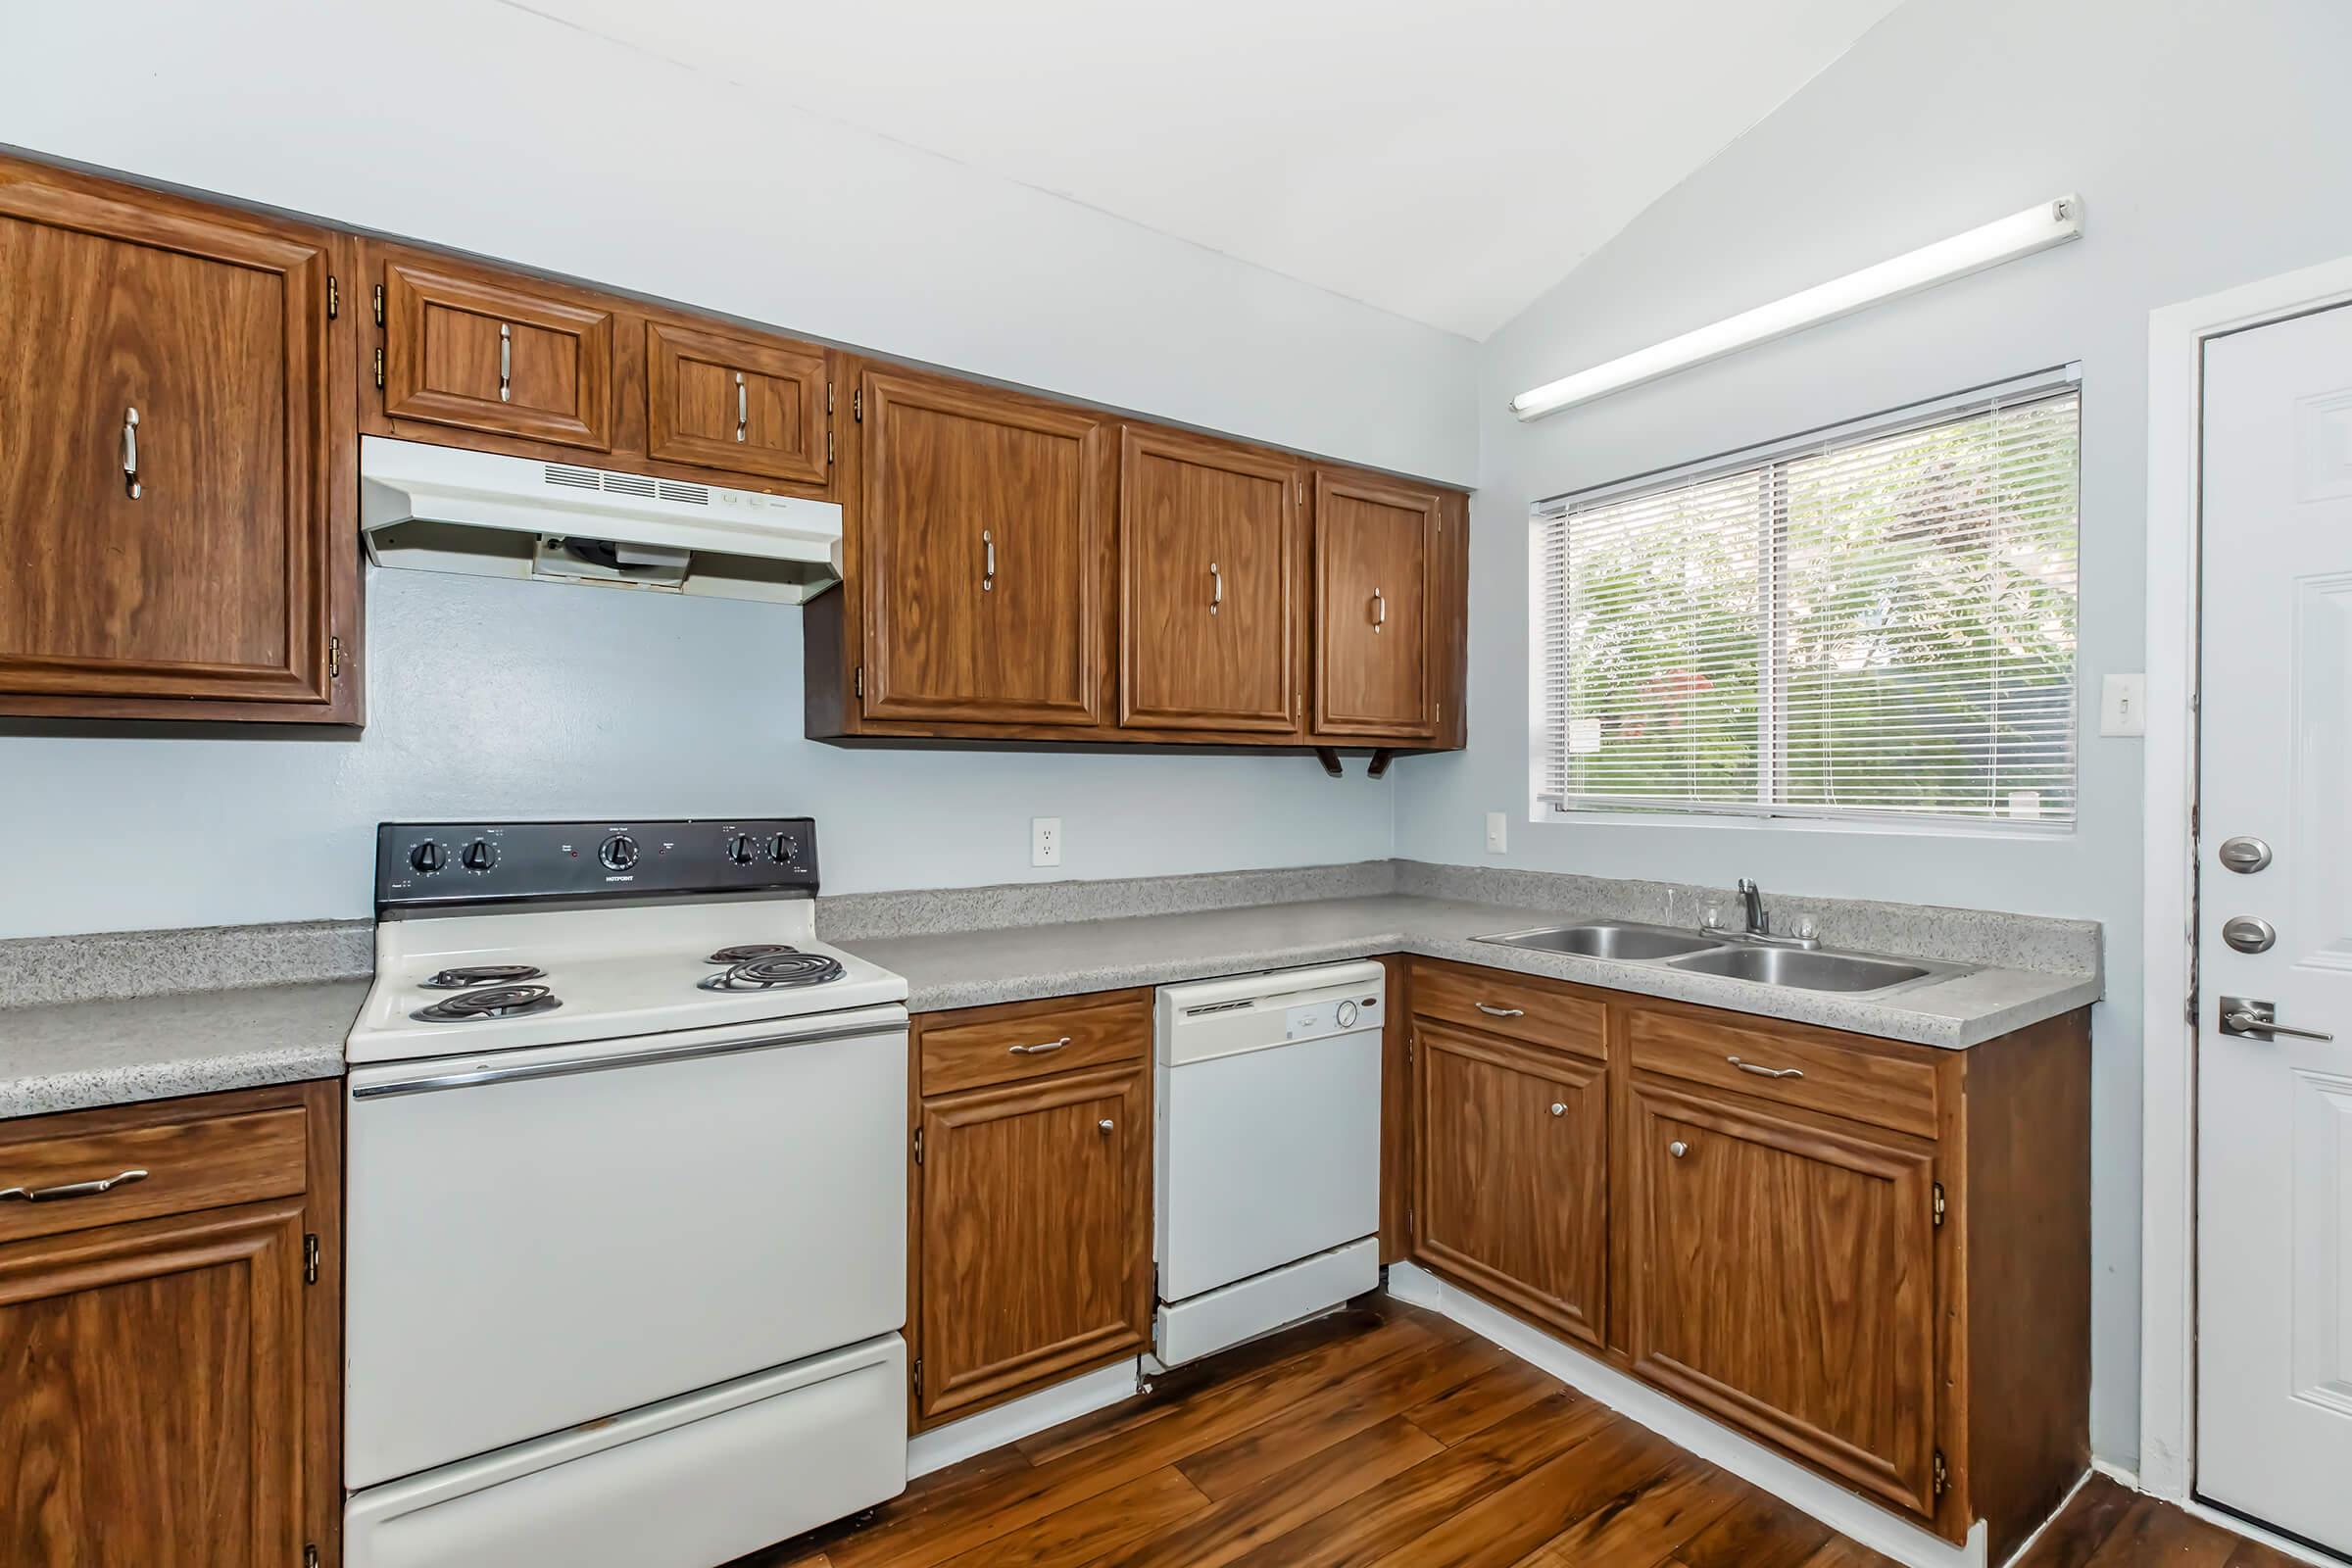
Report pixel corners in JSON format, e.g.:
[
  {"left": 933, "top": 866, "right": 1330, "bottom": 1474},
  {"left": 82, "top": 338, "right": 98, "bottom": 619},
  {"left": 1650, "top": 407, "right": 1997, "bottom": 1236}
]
[{"left": 1538, "top": 375, "right": 2080, "bottom": 826}]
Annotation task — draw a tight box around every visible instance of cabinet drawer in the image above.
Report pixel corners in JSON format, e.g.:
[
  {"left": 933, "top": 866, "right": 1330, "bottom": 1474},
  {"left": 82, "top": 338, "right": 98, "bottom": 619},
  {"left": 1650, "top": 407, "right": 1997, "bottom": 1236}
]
[
  {"left": 380, "top": 252, "right": 614, "bottom": 451},
  {"left": 1410, "top": 961, "right": 1604, "bottom": 1061},
  {"left": 920, "top": 997, "right": 1150, "bottom": 1096},
  {"left": 0, "top": 1105, "right": 309, "bottom": 1246},
  {"left": 1626, "top": 1006, "right": 1939, "bottom": 1139}
]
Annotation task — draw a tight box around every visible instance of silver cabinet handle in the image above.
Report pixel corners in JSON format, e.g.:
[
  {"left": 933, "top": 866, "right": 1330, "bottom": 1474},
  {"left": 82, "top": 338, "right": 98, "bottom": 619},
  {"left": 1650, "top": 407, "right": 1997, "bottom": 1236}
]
[
  {"left": 1373, "top": 587, "right": 1386, "bottom": 632},
  {"left": 982, "top": 529, "right": 996, "bottom": 593},
  {"left": 1097, "top": 1118, "right": 1114, "bottom": 1134},
  {"left": 1669, "top": 1141, "right": 1690, "bottom": 1159},
  {"left": 498, "top": 323, "right": 513, "bottom": 402},
  {"left": 1549, "top": 1102, "right": 1567, "bottom": 1117},
  {"left": 735, "top": 371, "right": 749, "bottom": 441},
  {"left": 1, "top": 1168, "right": 148, "bottom": 1203},
  {"left": 1728, "top": 1055, "right": 1804, "bottom": 1080},
  {"left": 1009, "top": 1037, "right": 1070, "bottom": 1055},
  {"left": 1209, "top": 562, "right": 1221, "bottom": 615},
  {"left": 2220, "top": 997, "right": 2333, "bottom": 1042},
  {"left": 121, "top": 407, "right": 141, "bottom": 499},
  {"left": 1475, "top": 1003, "right": 1525, "bottom": 1018}
]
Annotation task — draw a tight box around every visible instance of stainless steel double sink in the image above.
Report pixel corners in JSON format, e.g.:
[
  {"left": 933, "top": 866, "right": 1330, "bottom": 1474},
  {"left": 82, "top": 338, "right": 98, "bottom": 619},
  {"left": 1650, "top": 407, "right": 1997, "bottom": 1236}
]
[{"left": 1472, "top": 921, "right": 1966, "bottom": 995}]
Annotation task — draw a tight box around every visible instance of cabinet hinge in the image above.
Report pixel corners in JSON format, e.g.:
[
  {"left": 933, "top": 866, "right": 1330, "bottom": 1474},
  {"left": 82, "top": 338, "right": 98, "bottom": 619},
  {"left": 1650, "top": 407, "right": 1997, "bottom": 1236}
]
[
  {"left": 326, "top": 275, "right": 339, "bottom": 319},
  {"left": 853, "top": 387, "right": 863, "bottom": 422},
  {"left": 328, "top": 637, "right": 343, "bottom": 680},
  {"left": 1933, "top": 1448, "right": 1948, "bottom": 1497},
  {"left": 911, "top": 1125, "right": 923, "bottom": 1165},
  {"left": 373, "top": 346, "right": 384, "bottom": 390},
  {"left": 304, "top": 1233, "right": 320, "bottom": 1285},
  {"left": 372, "top": 282, "right": 385, "bottom": 327},
  {"left": 1405, "top": 1031, "right": 1415, "bottom": 1066},
  {"left": 305, "top": 1547, "right": 319, "bottom": 1568},
  {"left": 827, "top": 429, "right": 835, "bottom": 465},
  {"left": 1932, "top": 1182, "right": 1946, "bottom": 1229},
  {"left": 912, "top": 1357, "right": 923, "bottom": 1397},
  {"left": 827, "top": 381, "right": 835, "bottom": 415},
  {"left": 857, "top": 664, "right": 865, "bottom": 700}
]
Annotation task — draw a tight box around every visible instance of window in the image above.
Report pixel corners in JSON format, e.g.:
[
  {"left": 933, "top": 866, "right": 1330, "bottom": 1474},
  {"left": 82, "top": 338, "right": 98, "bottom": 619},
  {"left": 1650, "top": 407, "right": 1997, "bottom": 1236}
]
[{"left": 1536, "top": 372, "right": 2080, "bottom": 828}]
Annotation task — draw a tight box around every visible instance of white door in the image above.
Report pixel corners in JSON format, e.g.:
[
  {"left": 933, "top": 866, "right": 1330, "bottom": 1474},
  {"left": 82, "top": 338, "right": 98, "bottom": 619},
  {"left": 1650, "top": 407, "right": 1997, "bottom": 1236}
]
[{"left": 2198, "top": 299, "right": 2352, "bottom": 1555}]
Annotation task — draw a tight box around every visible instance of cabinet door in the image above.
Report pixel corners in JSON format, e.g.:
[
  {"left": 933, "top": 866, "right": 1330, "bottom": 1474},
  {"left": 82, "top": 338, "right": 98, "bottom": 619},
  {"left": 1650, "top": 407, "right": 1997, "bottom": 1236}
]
[
  {"left": 1311, "top": 470, "right": 1441, "bottom": 738},
  {"left": 0, "top": 163, "right": 339, "bottom": 708},
  {"left": 916, "top": 1066, "right": 1149, "bottom": 1425},
  {"left": 1626, "top": 1076, "right": 1940, "bottom": 1519},
  {"left": 645, "top": 321, "right": 829, "bottom": 486},
  {"left": 379, "top": 250, "right": 613, "bottom": 450},
  {"left": 1413, "top": 1021, "right": 1606, "bottom": 1348},
  {"left": 861, "top": 369, "right": 1108, "bottom": 726},
  {"left": 1117, "top": 427, "right": 1299, "bottom": 732},
  {"left": 0, "top": 1201, "right": 308, "bottom": 1565}
]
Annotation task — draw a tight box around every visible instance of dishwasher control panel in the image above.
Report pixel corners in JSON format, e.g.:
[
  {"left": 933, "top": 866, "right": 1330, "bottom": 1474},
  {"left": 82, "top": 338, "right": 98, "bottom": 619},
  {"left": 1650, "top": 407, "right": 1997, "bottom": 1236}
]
[
  {"left": 1158, "top": 959, "right": 1389, "bottom": 1066},
  {"left": 1283, "top": 992, "right": 1382, "bottom": 1042}
]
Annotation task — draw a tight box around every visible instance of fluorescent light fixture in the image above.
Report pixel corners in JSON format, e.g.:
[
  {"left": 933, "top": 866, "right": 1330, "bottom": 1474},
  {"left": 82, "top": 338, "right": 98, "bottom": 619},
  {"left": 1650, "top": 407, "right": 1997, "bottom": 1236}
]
[{"left": 1509, "top": 196, "right": 2083, "bottom": 421}]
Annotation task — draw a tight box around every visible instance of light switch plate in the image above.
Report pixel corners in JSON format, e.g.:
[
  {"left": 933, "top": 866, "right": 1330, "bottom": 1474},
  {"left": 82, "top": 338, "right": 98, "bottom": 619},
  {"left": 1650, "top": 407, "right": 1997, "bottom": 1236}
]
[
  {"left": 2100, "top": 673, "right": 2148, "bottom": 737},
  {"left": 1031, "top": 816, "right": 1062, "bottom": 867},
  {"left": 1485, "top": 811, "right": 1507, "bottom": 854}
]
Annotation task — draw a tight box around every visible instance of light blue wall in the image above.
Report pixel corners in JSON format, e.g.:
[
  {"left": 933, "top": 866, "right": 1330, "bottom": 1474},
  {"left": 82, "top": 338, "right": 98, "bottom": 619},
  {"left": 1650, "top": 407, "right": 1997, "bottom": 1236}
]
[
  {"left": 0, "top": 570, "right": 1398, "bottom": 937},
  {"left": 1404, "top": 0, "right": 2352, "bottom": 1462}
]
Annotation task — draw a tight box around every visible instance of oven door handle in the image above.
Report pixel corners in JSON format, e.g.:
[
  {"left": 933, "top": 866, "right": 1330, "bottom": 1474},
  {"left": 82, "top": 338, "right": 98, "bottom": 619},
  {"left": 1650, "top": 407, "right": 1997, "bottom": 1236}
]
[{"left": 351, "top": 1011, "right": 906, "bottom": 1101}]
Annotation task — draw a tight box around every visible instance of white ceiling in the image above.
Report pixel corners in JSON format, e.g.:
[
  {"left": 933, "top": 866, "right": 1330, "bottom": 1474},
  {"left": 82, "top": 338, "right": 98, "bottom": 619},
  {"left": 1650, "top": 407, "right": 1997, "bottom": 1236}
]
[{"left": 506, "top": 0, "right": 1902, "bottom": 340}]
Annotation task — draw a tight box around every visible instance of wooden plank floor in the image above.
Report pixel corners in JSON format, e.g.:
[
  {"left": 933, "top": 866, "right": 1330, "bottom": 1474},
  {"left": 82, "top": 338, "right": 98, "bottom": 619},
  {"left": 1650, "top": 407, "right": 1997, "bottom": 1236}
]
[{"left": 739, "top": 1296, "right": 2293, "bottom": 1568}]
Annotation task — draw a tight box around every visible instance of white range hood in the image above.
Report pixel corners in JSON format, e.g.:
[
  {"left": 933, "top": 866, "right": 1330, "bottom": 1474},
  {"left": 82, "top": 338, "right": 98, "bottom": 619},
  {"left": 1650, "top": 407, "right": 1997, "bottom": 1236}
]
[{"left": 360, "top": 436, "right": 844, "bottom": 604}]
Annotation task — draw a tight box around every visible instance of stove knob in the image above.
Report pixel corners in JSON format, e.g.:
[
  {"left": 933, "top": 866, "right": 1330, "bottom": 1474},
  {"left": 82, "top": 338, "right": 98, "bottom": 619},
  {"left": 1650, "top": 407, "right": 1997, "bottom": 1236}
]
[
  {"left": 410, "top": 841, "right": 446, "bottom": 874},
  {"left": 599, "top": 832, "right": 639, "bottom": 871},
  {"left": 769, "top": 833, "right": 799, "bottom": 865},
  {"left": 724, "top": 833, "right": 757, "bottom": 866},
  {"left": 463, "top": 839, "right": 497, "bottom": 872}
]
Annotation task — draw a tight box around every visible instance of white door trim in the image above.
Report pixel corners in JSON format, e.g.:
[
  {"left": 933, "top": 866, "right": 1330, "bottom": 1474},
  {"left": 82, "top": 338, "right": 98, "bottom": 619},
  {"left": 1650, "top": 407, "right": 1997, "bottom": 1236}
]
[{"left": 2140, "top": 253, "right": 2352, "bottom": 1502}]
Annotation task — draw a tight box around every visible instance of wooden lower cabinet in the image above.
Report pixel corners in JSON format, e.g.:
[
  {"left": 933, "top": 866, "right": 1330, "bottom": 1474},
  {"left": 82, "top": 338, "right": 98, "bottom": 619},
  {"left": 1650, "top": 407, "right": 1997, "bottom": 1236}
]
[
  {"left": 1624, "top": 1075, "right": 1939, "bottom": 1518},
  {"left": 909, "top": 991, "right": 1152, "bottom": 1430},
  {"left": 1413, "top": 1021, "right": 1605, "bottom": 1348},
  {"left": 1406, "top": 957, "right": 2089, "bottom": 1560},
  {"left": 0, "top": 1080, "right": 342, "bottom": 1567}
]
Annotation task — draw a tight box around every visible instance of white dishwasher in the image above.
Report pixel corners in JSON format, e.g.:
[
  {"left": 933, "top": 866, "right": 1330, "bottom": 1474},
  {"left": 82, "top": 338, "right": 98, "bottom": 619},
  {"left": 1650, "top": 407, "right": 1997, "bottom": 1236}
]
[{"left": 1154, "top": 959, "right": 1385, "bottom": 1366}]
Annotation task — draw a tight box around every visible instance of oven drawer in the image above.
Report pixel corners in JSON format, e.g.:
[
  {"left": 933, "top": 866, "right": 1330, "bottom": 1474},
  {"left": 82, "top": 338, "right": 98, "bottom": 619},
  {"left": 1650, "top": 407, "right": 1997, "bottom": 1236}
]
[
  {"left": 0, "top": 1105, "right": 308, "bottom": 1247},
  {"left": 347, "top": 1335, "right": 906, "bottom": 1568},
  {"left": 345, "top": 1007, "right": 907, "bottom": 1489}
]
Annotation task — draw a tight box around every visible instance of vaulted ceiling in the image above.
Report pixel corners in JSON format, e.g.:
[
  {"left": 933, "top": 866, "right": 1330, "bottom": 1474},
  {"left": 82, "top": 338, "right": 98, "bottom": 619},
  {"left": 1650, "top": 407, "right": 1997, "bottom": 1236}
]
[{"left": 508, "top": 0, "right": 1902, "bottom": 339}]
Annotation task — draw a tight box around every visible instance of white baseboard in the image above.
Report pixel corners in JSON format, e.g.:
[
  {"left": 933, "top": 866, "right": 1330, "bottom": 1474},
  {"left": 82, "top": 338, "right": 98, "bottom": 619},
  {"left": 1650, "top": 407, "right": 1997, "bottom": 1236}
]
[
  {"left": 1387, "top": 1263, "right": 1992, "bottom": 1568},
  {"left": 906, "top": 1359, "right": 1139, "bottom": 1480}
]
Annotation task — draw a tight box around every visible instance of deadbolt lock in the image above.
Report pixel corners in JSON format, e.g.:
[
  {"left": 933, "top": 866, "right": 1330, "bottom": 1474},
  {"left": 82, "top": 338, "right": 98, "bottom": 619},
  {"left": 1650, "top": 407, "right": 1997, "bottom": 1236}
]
[
  {"left": 2218, "top": 836, "right": 2274, "bottom": 874},
  {"left": 2221, "top": 915, "right": 2277, "bottom": 955}
]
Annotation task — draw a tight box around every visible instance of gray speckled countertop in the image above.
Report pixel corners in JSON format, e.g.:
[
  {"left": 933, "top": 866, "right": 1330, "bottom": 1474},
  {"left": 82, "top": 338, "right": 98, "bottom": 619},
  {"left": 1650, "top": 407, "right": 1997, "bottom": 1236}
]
[
  {"left": 841, "top": 894, "right": 2100, "bottom": 1049},
  {"left": 0, "top": 979, "right": 365, "bottom": 1120}
]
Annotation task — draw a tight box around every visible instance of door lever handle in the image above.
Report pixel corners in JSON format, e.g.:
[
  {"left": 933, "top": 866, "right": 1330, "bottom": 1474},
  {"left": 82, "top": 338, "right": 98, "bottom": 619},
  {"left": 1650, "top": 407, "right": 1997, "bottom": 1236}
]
[{"left": 2220, "top": 997, "right": 2333, "bottom": 1042}]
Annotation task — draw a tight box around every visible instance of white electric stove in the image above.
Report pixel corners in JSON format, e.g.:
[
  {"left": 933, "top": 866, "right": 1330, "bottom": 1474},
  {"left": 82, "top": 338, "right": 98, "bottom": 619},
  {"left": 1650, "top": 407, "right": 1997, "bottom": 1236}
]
[{"left": 342, "top": 816, "right": 910, "bottom": 1568}]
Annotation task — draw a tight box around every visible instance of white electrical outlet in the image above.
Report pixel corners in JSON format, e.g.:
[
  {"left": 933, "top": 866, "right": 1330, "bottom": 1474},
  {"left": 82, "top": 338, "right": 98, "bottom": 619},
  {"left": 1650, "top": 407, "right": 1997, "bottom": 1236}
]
[
  {"left": 2100, "top": 673, "right": 2148, "bottom": 737},
  {"left": 1032, "top": 816, "right": 1062, "bottom": 867},
  {"left": 1485, "top": 811, "right": 1507, "bottom": 854}
]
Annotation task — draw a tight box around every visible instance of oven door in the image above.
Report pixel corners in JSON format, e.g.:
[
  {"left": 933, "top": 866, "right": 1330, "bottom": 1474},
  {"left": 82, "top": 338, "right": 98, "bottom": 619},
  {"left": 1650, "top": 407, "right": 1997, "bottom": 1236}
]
[{"left": 345, "top": 1004, "right": 908, "bottom": 1489}]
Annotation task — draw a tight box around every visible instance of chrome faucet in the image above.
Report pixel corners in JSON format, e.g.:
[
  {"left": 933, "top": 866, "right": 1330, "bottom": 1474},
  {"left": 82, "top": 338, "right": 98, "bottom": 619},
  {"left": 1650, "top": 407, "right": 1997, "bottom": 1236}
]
[{"left": 1732, "top": 879, "right": 1820, "bottom": 951}]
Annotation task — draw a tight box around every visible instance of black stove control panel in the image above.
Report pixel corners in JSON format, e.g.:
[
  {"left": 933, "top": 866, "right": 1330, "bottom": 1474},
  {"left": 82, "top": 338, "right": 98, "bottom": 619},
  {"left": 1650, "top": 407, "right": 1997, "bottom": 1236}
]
[{"left": 377, "top": 817, "right": 820, "bottom": 908}]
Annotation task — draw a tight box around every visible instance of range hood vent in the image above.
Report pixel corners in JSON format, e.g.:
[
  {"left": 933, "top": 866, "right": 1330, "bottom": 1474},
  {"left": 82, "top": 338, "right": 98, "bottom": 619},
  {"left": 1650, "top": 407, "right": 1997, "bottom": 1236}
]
[{"left": 360, "top": 436, "right": 843, "bottom": 604}]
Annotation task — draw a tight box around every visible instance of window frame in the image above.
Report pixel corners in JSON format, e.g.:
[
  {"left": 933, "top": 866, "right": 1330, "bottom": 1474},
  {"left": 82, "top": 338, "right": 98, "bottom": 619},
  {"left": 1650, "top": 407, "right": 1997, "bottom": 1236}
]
[{"left": 1529, "top": 366, "right": 2083, "bottom": 837}]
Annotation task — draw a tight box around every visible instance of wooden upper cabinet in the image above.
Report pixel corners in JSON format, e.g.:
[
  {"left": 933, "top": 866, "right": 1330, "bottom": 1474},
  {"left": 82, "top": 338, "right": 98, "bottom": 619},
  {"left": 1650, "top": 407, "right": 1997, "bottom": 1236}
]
[
  {"left": 645, "top": 321, "right": 828, "bottom": 486},
  {"left": 375, "top": 245, "right": 614, "bottom": 451},
  {"left": 860, "top": 368, "right": 1109, "bottom": 726},
  {"left": 0, "top": 158, "right": 347, "bottom": 715},
  {"left": 1625, "top": 1075, "right": 1940, "bottom": 1521},
  {"left": 915, "top": 1065, "right": 1151, "bottom": 1425},
  {"left": 1311, "top": 469, "right": 1443, "bottom": 739},
  {"left": 1414, "top": 1020, "right": 1607, "bottom": 1348},
  {"left": 1118, "top": 427, "right": 1300, "bottom": 733}
]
